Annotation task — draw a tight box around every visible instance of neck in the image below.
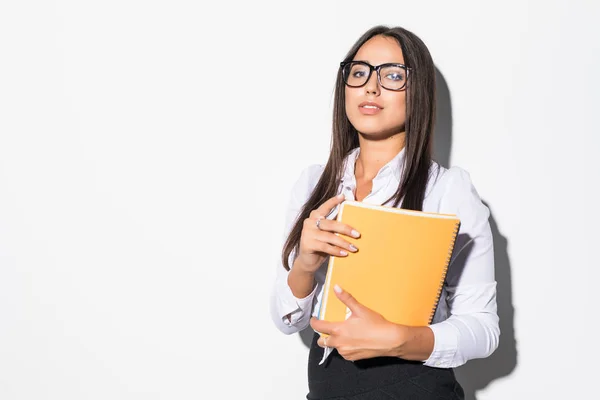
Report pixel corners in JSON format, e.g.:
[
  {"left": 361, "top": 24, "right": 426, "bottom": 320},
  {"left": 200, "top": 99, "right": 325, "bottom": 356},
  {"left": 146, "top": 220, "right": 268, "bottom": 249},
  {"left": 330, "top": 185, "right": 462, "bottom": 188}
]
[{"left": 355, "top": 131, "right": 406, "bottom": 181}]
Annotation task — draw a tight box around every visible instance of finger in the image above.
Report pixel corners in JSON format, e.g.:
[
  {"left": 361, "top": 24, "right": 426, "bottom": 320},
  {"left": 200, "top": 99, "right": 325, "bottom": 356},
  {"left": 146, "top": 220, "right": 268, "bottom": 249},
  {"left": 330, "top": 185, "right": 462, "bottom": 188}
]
[
  {"left": 313, "top": 193, "right": 346, "bottom": 218},
  {"left": 340, "top": 351, "right": 357, "bottom": 362},
  {"left": 313, "top": 231, "right": 358, "bottom": 254},
  {"left": 308, "top": 237, "right": 350, "bottom": 257},
  {"left": 316, "top": 335, "right": 325, "bottom": 348},
  {"left": 310, "top": 317, "right": 339, "bottom": 336},
  {"left": 333, "top": 284, "right": 363, "bottom": 317},
  {"left": 313, "top": 218, "right": 361, "bottom": 239},
  {"left": 317, "top": 335, "right": 335, "bottom": 348}
]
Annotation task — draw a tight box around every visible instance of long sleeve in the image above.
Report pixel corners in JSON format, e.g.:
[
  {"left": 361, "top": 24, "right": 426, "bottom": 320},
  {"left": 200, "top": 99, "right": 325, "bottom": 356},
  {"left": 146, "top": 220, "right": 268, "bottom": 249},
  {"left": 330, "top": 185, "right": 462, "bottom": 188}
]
[
  {"left": 269, "top": 165, "right": 324, "bottom": 335},
  {"left": 423, "top": 167, "right": 500, "bottom": 368}
]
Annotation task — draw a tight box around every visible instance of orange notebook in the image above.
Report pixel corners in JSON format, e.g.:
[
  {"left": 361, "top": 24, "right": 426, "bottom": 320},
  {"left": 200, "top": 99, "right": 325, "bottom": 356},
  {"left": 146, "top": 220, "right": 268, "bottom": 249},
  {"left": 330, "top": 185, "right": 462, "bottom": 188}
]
[{"left": 317, "top": 200, "right": 461, "bottom": 328}]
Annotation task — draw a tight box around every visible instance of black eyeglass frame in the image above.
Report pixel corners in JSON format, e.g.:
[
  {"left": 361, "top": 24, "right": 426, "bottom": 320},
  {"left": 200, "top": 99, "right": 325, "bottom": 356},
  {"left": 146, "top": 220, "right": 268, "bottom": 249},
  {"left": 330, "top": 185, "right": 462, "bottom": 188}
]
[{"left": 340, "top": 61, "right": 411, "bottom": 91}]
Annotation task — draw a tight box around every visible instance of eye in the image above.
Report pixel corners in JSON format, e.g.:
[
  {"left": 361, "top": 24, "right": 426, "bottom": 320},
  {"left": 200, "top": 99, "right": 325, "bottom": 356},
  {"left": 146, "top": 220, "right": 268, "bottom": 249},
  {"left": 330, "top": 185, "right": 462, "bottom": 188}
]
[{"left": 385, "top": 72, "right": 404, "bottom": 81}]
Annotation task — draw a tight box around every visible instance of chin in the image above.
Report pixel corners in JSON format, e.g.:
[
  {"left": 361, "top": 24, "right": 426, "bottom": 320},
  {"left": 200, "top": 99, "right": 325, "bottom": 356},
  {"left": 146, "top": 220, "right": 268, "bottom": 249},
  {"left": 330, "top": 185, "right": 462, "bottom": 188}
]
[{"left": 351, "top": 120, "right": 403, "bottom": 138}]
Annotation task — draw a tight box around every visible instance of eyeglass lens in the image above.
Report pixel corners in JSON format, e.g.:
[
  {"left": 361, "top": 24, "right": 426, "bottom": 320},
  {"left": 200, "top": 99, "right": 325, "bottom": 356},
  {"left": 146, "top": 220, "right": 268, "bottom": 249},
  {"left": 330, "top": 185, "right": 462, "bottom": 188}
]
[{"left": 343, "top": 62, "right": 407, "bottom": 90}]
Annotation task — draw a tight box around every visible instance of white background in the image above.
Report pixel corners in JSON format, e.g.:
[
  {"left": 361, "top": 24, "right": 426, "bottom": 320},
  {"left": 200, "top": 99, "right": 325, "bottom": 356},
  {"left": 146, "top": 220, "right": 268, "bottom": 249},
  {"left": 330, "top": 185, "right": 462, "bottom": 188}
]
[{"left": 1, "top": 1, "right": 599, "bottom": 399}]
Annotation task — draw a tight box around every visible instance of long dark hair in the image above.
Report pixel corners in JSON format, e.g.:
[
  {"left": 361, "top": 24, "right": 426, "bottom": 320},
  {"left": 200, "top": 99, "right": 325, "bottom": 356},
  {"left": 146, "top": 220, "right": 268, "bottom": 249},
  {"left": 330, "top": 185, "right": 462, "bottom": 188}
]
[{"left": 282, "top": 25, "right": 437, "bottom": 270}]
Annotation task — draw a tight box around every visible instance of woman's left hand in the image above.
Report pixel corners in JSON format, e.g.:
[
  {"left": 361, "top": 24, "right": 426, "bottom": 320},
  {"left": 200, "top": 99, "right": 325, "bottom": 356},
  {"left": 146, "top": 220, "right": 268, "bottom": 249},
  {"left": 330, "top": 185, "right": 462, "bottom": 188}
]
[{"left": 310, "top": 284, "right": 408, "bottom": 362}]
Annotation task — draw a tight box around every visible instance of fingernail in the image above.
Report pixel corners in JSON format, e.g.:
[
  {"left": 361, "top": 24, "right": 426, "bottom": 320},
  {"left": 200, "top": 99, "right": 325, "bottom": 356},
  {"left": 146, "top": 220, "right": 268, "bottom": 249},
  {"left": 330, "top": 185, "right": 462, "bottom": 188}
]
[
  {"left": 340, "top": 250, "right": 348, "bottom": 256},
  {"left": 351, "top": 230, "right": 360, "bottom": 238},
  {"left": 349, "top": 244, "right": 358, "bottom": 252},
  {"left": 337, "top": 194, "right": 344, "bottom": 199},
  {"left": 334, "top": 284, "right": 342, "bottom": 294}
]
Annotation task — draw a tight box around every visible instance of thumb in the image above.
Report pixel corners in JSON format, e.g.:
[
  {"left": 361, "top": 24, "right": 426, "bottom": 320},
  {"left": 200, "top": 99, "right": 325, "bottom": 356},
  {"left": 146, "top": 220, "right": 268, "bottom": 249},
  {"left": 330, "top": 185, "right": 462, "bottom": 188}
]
[{"left": 333, "top": 284, "right": 363, "bottom": 317}]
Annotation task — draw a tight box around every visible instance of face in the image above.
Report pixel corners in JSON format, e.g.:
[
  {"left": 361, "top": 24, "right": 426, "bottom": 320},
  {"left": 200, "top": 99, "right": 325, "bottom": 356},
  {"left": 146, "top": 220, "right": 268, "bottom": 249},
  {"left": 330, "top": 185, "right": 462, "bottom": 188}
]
[{"left": 344, "top": 35, "right": 407, "bottom": 138}]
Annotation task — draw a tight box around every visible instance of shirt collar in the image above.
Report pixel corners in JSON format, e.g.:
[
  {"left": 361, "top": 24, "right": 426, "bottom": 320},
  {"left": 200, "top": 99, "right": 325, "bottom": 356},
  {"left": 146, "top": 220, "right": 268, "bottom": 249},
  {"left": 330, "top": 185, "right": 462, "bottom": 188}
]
[{"left": 340, "top": 146, "right": 406, "bottom": 186}]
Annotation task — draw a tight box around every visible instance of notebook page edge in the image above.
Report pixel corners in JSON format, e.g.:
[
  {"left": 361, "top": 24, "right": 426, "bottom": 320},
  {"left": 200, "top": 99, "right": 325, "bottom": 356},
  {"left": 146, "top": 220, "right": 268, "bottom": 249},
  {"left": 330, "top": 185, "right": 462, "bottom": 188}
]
[{"left": 342, "top": 200, "right": 459, "bottom": 220}]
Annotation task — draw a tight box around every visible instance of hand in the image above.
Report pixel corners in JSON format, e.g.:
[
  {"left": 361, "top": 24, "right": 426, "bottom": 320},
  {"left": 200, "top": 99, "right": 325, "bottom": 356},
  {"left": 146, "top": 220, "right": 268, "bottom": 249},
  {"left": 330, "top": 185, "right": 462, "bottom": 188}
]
[
  {"left": 294, "top": 194, "right": 361, "bottom": 274},
  {"left": 310, "top": 285, "right": 408, "bottom": 362}
]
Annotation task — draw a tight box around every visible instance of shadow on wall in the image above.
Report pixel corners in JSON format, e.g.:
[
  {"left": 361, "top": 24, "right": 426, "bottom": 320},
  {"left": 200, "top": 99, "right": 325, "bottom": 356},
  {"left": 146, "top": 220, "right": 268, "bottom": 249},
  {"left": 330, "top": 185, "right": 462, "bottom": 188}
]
[
  {"left": 434, "top": 67, "right": 518, "bottom": 399},
  {"left": 298, "top": 67, "right": 518, "bottom": 400},
  {"left": 454, "top": 204, "right": 517, "bottom": 400}
]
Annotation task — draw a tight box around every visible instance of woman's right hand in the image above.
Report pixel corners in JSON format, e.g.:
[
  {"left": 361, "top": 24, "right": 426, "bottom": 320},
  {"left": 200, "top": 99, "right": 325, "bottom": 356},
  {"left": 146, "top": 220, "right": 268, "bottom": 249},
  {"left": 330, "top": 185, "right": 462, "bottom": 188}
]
[{"left": 294, "top": 194, "right": 361, "bottom": 274}]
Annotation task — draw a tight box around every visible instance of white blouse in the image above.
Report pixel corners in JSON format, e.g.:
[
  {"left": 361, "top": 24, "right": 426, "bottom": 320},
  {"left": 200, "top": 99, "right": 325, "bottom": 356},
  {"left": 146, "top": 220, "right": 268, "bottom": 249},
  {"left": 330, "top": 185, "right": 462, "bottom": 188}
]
[{"left": 269, "top": 147, "right": 499, "bottom": 368}]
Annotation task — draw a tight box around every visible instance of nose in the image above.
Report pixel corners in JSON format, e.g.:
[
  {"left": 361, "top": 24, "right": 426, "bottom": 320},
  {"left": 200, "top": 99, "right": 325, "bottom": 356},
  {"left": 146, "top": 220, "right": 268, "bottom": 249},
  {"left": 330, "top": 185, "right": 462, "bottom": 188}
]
[{"left": 364, "top": 69, "right": 381, "bottom": 96}]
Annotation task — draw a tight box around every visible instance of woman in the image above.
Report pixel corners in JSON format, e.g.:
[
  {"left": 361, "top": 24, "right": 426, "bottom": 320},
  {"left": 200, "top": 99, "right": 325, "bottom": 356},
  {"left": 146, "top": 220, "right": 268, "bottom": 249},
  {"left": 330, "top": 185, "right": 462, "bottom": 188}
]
[{"left": 270, "top": 25, "right": 499, "bottom": 399}]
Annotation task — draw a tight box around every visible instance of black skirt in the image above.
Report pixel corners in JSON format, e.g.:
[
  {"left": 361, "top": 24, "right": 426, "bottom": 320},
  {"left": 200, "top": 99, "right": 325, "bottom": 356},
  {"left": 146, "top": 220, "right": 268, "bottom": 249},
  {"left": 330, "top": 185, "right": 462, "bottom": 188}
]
[{"left": 307, "top": 332, "right": 464, "bottom": 400}]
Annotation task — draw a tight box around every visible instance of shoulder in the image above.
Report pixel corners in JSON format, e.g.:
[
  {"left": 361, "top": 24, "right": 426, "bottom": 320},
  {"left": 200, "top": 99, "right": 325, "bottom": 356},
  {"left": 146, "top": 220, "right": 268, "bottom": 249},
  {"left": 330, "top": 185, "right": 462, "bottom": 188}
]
[
  {"left": 293, "top": 164, "right": 325, "bottom": 191},
  {"left": 281, "top": 164, "right": 326, "bottom": 227},
  {"left": 429, "top": 163, "right": 477, "bottom": 191},
  {"left": 288, "top": 163, "right": 326, "bottom": 204},
  {"left": 426, "top": 162, "right": 489, "bottom": 218}
]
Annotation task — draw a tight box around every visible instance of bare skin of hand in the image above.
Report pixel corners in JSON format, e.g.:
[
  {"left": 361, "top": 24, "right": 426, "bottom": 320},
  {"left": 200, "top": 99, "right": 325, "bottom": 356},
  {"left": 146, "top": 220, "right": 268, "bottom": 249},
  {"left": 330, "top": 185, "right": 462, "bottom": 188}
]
[
  {"left": 294, "top": 193, "right": 361, "bottom": 275},
  {"left": 310, "top": 285, "right": 426, "bottom": 362},
  {"left": 287, "top": 194, "right": 361, "bottom": 304}
]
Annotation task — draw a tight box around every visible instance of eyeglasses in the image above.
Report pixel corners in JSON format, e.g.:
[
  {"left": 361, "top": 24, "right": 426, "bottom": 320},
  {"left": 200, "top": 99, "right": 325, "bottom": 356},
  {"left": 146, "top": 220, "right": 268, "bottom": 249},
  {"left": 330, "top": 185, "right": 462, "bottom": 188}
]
[{"left": 340, "top": 61, "right": 410, "bottom": 91}]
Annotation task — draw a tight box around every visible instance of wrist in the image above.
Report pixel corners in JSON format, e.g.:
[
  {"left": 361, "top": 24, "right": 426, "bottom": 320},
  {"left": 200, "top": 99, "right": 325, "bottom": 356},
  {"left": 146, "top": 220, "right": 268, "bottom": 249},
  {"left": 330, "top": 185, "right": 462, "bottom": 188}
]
[
  {"left": 288, "top": 264, "right": 316, "bottom": 299},
  {"left": 289, "top": 265, "right": 315, "bottom": 281},
  {"left": 292, "top": 257, "right": 316, "bottom": 276},
  {"left": 387, "top": 325, "right": 435, "bottom": 361},
  {"left": 387, "top": 324, "right": 409, "bottom": 358}
]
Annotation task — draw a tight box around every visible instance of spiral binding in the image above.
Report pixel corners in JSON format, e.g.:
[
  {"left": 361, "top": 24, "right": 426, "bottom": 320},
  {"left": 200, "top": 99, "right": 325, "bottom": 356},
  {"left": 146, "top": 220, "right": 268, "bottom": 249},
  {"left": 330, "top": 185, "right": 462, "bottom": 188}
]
[{"left": 428, "top": 221, "right": 461, "bottom": 324}]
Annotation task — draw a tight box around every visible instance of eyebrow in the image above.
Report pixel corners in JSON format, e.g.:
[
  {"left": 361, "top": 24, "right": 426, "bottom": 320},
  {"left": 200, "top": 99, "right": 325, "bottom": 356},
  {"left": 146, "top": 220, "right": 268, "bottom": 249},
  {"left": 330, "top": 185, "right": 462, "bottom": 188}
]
[{"left": 353, "top": 59, "right": 406, "bottom": 65}]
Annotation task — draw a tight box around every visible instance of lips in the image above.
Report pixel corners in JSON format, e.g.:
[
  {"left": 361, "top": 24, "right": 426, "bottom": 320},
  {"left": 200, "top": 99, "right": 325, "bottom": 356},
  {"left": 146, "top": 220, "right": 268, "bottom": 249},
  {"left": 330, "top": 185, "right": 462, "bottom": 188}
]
[
  {"left": 359, "top": 101, "right": 383, "bottom": 109},
  {"left": 358, "top": 101, "right": 383, "bottom": 115}
]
